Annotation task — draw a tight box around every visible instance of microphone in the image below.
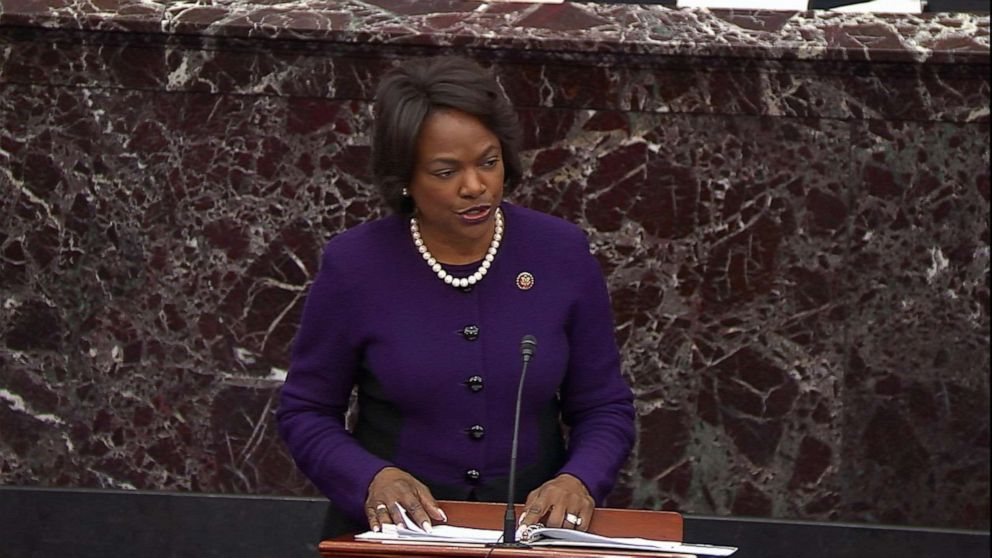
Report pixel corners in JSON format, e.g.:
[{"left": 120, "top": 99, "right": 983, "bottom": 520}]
[
  {"left": 492, "top": 335, "right": 537, "bottom": 548},
  {"left": 520, "top": 335, "right": 536, "bottom": 362}
]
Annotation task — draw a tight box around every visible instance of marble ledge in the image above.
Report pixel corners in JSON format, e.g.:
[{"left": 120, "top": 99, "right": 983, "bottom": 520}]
[{"left": 0, "top": 0, "right": 988, "bottom": 66}]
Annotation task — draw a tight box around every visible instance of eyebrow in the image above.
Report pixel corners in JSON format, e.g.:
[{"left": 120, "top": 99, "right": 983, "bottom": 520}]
[{"left": 426, "top": 145, "right": 501, "bottom": 166}]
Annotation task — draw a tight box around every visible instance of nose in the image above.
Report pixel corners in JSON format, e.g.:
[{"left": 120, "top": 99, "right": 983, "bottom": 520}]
[{"left": 459, "top": 168, "right": 487, "bottom": 198}]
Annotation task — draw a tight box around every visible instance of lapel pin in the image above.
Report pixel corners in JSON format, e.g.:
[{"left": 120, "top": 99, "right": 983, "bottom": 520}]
[{"left": 515, "top": 272, "right": 534, "bottom": 291}]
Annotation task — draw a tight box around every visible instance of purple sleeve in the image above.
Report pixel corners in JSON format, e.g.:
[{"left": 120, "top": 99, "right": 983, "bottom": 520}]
[
  {"left": 556, "top": 237, "right": 636, "bottom": 504},
  {"left": 276, "top": 245, "right": 391, "bottom": 524}
]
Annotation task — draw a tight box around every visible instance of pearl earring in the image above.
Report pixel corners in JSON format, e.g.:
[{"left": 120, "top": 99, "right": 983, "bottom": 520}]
[{"left": 402, "top": 188, "right": 410, "bottom": 197}]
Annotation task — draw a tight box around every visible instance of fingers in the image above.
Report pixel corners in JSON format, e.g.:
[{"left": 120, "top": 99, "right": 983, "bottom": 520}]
[
  {"left": 544, "top": 500, "right": 571, "bottom": 529},
  {"left": 399, "top": 498, "right": 435, "bottom": 533},
  {"left": 365, "top": 502, "right": 391, "bottom": 533},
  {"left": 520, "top": 474, "right": 596, "bottom": 532},
  {"left": 418, "top": 488, "right": 448, "bottom": 524},
  {"left": 558, "top": 494, "right": 594, "bottom": 532},
  {"left": 545, "top": 500, "right": 593, "bottom": 531},
  {"left": 518, "top": 500, "right": 548, "bottom": 528},
  {"left": 564, "top": 508, "right": 593, "bottom": 532},
  {"left": 365, "top": 467, "right": 446, "bottom": 533}
]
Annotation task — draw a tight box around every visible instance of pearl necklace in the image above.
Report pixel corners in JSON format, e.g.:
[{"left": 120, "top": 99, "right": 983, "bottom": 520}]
[{"left": 410, "top": 208, "right": 503, "bottom": 289}]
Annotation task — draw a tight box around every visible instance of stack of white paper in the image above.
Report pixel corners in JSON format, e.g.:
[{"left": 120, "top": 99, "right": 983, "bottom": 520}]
[
  {"left": 356, "top": 523, "right": 737, "bottom": 555},
  {"left": 354, "top": 502, "right": 737, "bottom": 555}
]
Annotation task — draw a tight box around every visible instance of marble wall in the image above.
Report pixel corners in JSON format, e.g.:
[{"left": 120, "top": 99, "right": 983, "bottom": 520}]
[{"left": 1, "top": 1, "right": 988, "bottom": 530}]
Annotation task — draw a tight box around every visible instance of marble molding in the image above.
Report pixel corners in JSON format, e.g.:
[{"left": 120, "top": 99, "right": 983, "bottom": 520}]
[{"left": 1, "top": 0, "right": 989, "bottom": 531}]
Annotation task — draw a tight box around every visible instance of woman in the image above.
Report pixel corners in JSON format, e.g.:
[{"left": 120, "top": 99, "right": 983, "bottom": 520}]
[{"left": 277, "top": 56, "right": 635, "bottom": 539}]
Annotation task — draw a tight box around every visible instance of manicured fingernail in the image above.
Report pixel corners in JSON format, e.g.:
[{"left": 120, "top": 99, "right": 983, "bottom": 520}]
[
  {"left": 372, "top": 525, "right": 380, "bottom": 533},
  {"left": 439, "top": 508, "right": 448, "bottom": 522},
  {"left": 422, "top": 521, "right": 433, "bottom": 533},
  {"left": 517, "top": 512, "right": 527, "bottom": 526}
]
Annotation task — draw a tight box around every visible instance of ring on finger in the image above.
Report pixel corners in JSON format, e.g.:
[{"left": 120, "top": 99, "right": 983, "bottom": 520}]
[
  {"left": 565, "top": 513, "right": 582, "bottom": 526},
  {"left": 375, "top": 503, "right": 388, "bottom": 513}
]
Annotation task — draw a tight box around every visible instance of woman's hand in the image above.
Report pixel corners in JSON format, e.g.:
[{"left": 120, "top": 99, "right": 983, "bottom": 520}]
[
  {"left": 519, "top": 474, "right": 595, "bottom": 532},
  {"left": 364, "top": 467, "right": 447, "bottom": 532}
]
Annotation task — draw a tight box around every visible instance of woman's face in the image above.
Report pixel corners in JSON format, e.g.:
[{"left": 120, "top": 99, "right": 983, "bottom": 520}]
[{"left": 408, "top": 109, "right": 504, "bottom": 260}]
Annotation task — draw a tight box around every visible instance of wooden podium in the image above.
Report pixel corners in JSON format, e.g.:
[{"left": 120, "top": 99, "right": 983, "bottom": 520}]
[{"left": 319, "top": 500, "right": 684, "bottom": 557}]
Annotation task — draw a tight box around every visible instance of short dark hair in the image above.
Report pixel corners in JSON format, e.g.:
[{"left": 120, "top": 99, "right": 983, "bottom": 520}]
[{"left": 371, "top": 56, "right": 523, "bottom": 214}]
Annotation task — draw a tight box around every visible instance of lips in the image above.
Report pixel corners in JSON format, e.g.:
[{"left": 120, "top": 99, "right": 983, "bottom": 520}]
[{"left": 457, "top": 204, "right": 492, "bottom": 224}]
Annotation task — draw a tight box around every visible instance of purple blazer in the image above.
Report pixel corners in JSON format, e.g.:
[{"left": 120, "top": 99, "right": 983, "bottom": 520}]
[{"left": 277, "top": 203, "right": 635, "bottom": 524}]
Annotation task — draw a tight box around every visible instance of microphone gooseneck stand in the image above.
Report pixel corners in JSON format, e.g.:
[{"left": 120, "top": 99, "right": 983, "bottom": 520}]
[{"left": 488, "top": 335, "right": 537, "bottom": 549}]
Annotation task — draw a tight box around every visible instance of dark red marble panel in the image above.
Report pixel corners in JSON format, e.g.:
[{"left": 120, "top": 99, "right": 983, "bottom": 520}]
[
  {"left": 516, "top": 112, "right": 851, "bottom": 520},
  {"left": 0, "top": 1, "right": 988, "bottom": 64},
  {"left": 1, "top": 28, "right": 987, "bottom": 123},
  {"left": 840, "top": 119, "right": 990, "bottom": 528},
  {"left": 1, "top": 84, "right": 366, "bottom": 494}
]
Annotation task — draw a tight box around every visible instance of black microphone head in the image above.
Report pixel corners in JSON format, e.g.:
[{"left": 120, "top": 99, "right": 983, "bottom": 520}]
[{"left": 520, "top": 335, "right": 537, "bottom": 358}]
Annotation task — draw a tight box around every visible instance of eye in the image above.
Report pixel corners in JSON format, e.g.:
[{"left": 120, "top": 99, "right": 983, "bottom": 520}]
[
  {"left": 433, "top": 169, "right": 456, "bottom": 179},
  {"left": 481, "top": 157, "right": 500, "bottom": 169}
]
